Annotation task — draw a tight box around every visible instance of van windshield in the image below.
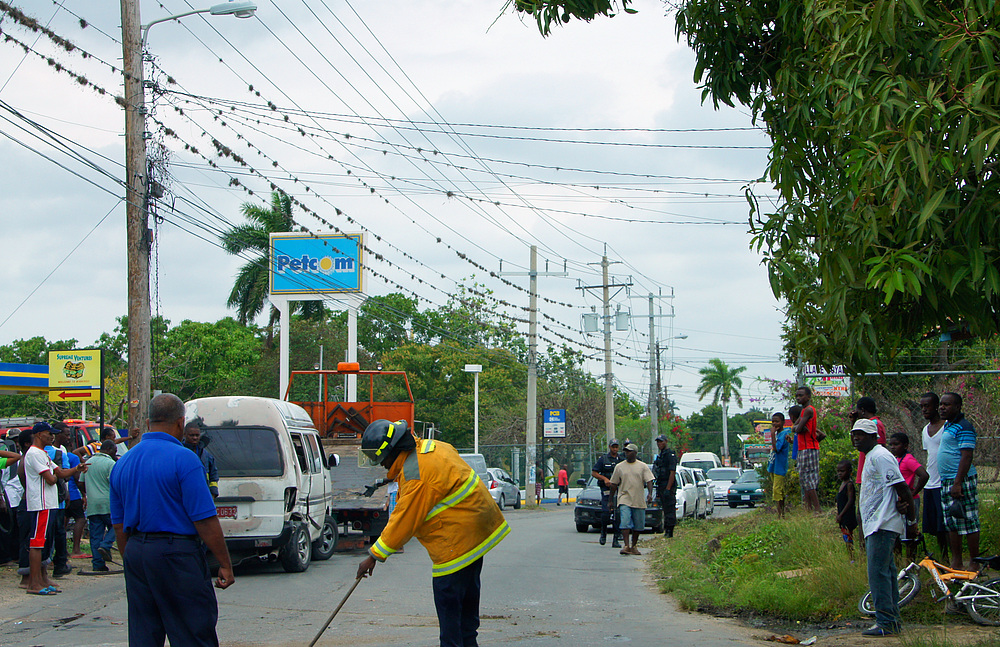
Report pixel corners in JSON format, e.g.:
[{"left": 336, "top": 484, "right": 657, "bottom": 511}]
[
  {"left": 681, "top": 460, "right": 717, "bottom": 472},
  {"left": 204, "top": 427, "right": 283, "bottom": 477}
]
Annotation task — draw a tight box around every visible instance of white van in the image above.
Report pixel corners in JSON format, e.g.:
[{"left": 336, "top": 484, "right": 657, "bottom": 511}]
[
  {"left": 185, "top": 396, "right": 338, "bottom": 573},
  {"left": 679, "top": 451, "right": 723, "bottom": 473}
]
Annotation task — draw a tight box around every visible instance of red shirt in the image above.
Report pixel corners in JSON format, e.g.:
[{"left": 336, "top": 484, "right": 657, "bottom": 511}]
[
  {"left": 557, "top": 469, "right": 568, "bottom": 487},
  {"left": 797, "top": 404, "right": 820, "bottom": 451}
]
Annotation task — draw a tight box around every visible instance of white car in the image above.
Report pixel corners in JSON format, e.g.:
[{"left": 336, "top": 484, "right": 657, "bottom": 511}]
[
  {"left": 674, "top": 466, "right": 700, "bottom": 519},
  {"left": 693, "top": 468, "right": 715, "bottom": 517},
  {"left": 706, "top": 467, "right": 742, "bottom": 503}
]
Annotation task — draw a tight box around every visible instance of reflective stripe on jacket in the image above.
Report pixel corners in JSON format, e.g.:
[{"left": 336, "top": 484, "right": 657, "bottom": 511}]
[{"left": 369, "top": 439, "right": 510, "bottom": 576}]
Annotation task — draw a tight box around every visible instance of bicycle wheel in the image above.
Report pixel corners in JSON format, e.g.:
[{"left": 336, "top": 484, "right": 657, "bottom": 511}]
[
  {"left": 966, "top": 578, "right": 1000, "bottom": 626},
  {"left": 858, "top": 571, "right": 921, "bottom": 616}
]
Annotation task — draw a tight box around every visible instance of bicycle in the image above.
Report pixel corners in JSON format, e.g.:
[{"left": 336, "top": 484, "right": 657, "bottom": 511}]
[{"left": 859, "top": 535, "right": 1000, "bottom": 626}]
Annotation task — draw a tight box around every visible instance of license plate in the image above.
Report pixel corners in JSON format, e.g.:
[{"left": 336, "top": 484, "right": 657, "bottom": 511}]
[
  {"left": 216, "top": 505, "right": 237, "bottom": 519},
  {"left": 741, "top": 495, "right": 750, "bottom": 501}
]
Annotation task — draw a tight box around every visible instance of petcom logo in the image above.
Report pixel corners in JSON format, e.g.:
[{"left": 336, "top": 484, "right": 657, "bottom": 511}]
[{"left": 275, "top": 254, "right": 355, "bottom": 274}]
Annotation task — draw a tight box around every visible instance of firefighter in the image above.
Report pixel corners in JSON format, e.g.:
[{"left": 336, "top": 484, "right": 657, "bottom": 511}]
[{"left": 356, "top": 420, "right": 510, "bottom": 647}]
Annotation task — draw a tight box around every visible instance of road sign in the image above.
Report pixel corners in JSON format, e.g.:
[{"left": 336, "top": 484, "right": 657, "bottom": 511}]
[
  {"left": 48, "top": 349, "right": 102, "bottom": 390},
  {"left": 49, "top": 389, "right": 99, "bottom": 402},
  {"left": 542, "top": 409, "right": 566, "bottom": 438}
]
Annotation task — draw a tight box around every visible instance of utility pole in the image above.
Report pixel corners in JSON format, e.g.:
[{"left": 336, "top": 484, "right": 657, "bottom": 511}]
[
  {"left": 577, "top": 254, "right": 630, "bottom": 445},
  {"left": 499, "top": 246, "right": 566, "bottom": 507},
  {"left": 121, "top": 0, "right": 151, "bottom": 437}
]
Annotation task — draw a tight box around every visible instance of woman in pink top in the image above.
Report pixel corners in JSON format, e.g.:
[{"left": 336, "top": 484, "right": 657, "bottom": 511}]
[{"left": 888, "top": 432, "right": 929, "bottom": 558}]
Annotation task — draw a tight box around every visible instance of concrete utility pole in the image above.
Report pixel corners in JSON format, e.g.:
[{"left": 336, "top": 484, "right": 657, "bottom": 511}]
[
  {"left": 626, "top": 292, "right": 678, "bottom": 456},
  {"left": 577, "top": 254, "right": 630, "bottom": 445},
  {"left": 500, "top": 245, "right": 566, "bottom": 507},
  {"left": 121, "top": 0, "right": 151, "bottom": 437}
]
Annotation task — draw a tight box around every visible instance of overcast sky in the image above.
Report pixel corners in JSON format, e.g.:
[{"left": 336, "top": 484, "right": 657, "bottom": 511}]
[{"left": 0, "top": 0, "right": 790, "bottom": 417}]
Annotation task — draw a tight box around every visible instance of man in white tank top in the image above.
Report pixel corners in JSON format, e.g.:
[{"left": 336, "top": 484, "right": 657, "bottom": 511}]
[{"left": 919, "top": 392, "right": 948, "bottom": 561}]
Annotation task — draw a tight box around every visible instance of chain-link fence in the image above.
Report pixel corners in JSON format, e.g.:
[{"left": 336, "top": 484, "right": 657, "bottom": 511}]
[
  {"left": 456, "top": 441, "right": 615, "bottom": 491},
  {"left": 852, "top": 371, "right": 999, "bottom": 483}
]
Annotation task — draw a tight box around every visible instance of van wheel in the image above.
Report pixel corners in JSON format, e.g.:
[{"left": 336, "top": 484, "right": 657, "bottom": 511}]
[
  {"left": 311, "top": 517, "right": 338, "bottom": 561},
  {"left": 280, "top": 523, "right": 312, "bottom": 573}
]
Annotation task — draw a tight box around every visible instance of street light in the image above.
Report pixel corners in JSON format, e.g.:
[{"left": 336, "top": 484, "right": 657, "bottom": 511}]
[
  {"left": 464, "top": 364, "right": 482, "bottom": 453},
  {"left": 121, "top": 0, "right": 257, "bottom": 438}
]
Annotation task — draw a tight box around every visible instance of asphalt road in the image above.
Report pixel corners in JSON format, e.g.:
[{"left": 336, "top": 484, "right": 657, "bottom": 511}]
[{"left": 0, "top": 504, "right": 755, "bottom": 646}]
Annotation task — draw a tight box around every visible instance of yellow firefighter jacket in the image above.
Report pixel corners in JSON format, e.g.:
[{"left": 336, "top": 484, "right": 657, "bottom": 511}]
[{"left": 369, "top": 439, "right": 510, "bottom": 577}]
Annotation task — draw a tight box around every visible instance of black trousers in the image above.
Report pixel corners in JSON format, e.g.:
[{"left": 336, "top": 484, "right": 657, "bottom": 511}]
[
  {"left": 51, "top": 508, "right": 67, "bottom": 570},
  {"left": 599, "top": 493, "right": 619, "bottom": 536},
  {"left": 432, "top": 557, "right": 483, "bottom": 647},
  {"left": 124, "top": 534, "right": 219, "bottom": 647},
  {"left": 659, "top": 488, "right": 677, "bottom": 532}
]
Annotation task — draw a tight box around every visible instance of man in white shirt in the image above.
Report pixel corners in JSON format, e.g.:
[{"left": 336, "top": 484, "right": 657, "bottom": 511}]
[
  {"left": 853, "top": 418, "right": 915, "bottom": 637},
  {"left": 919, "top": 392, "right": 948, "bottom": 562},
  {"left": 23, "top": 423, "right": 85, "bottom": 595}
]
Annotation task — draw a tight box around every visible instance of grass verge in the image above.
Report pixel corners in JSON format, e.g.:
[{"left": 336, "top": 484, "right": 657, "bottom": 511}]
[{"left": 649, "top": 503, "right": 999, "bottom": 626}]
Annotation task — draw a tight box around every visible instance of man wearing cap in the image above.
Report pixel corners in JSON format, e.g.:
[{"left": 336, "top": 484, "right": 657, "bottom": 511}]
[
  {"left": 852, "top": 418, "right": 915, "bottom": 637},
  {"left": 609, "top": 444, "right": 655, "bottom": 555},
  {"left": 937, "top": 392, "right": 980, "bottom": 570},
  {"left": 652, "top": 435, "right": 677, "bottom": 537},
  {"left": 592, "top": 439, "right": 625, "bottom": 547}
]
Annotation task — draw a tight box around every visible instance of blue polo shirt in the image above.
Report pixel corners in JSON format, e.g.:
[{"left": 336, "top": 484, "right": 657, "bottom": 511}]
[
  {"left": 109, "top": 432, "right": 217, "bottom": 535},
  {"left": 938, "top": 415, "right": 977, "bottom": 480}
]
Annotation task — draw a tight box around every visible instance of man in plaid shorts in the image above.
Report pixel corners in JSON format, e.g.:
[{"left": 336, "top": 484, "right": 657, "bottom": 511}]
[
  {"left": 792, "top": 386, "right": 821, "bottom": 512},
  {"left": 937, "top": 392, "right": 980, "bottom": 570}
]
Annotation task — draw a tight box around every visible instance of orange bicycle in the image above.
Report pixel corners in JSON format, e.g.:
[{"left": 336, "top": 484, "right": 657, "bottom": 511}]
[{"left": 859, "top": 535, "right": 1000, "bottom": 626}]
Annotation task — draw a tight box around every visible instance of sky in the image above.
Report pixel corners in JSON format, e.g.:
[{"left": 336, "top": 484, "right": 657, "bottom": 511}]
[{"left": 0, "top": 0, "right": 791, "bottom": 418}]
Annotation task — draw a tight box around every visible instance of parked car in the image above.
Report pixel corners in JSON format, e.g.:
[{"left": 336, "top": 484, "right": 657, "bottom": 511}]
[
  {"left": 706, "top": 467, "right": 742, "bottom": 503},
  {"left": 486, "top": 467, "right": 521, "bottom": 511},
  {"left": 727, "top": 470, "right": 765, "bottom": 508},
  {"left": 692, "top": 468, "right": 714, "bottom": 517},
  {"left": 674, "top": 466, "right": 700, "bottom": 519},
  {"left": 574, "top": 476, "right": 663, "bottom": 533}
]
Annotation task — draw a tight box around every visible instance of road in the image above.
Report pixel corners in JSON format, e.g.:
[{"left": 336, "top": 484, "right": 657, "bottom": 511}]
[{"left": 0, "top": 504, "right": 755, "bottom": 646}]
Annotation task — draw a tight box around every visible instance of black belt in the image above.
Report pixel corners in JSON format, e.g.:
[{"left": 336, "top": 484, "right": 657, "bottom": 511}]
[{"left": 131, "top": 531, "right": 198, "bottom": 540}]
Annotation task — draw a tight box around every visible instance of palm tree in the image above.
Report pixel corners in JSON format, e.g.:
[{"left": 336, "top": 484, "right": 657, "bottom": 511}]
[
  {"left": 695, "top": 358, "right": 746, "bottom": 463},
  {"left": 219, "top": 191, "right": 323, "bottom": 342}
]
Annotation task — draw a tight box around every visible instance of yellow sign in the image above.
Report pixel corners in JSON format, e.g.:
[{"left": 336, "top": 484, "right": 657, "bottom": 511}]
[
  {"left": 48, "top": 388, "right": 100, "bottom": 402},
  {"left": 48, "top": 349, "right": 102, "bottom": 390}
]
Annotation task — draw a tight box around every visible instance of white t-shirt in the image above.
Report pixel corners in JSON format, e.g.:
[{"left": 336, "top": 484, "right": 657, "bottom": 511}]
[
  {"left": 24, "top": 446, "right": 58, "bottom": 512},
  {"left": 921, "top": 421, "right": 944, "bottom": 489},
  {"left": 859, "top": 444, "right": 905, "bottom": 537},
  {"left": 610, "top": 459, "right": 655, "bottom": 509}
]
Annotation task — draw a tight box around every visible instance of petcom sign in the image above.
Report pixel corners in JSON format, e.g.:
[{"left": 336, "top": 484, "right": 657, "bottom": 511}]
[{"left": 269, "top": 233, "right": 363, "bottom": 295}]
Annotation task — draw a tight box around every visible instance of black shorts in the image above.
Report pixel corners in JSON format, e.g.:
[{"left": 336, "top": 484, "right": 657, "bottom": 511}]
[
  {"left": 558, "top": 485, "right": 568, "bottom": 494},
  {"left": 64, "top": 498, "right": 86, "bottom": 522},
  {"left": 922, "top": 487, "right": 945, "bottom": 535}
]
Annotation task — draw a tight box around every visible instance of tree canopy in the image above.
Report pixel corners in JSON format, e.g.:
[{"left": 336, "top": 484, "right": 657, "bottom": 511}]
[{"left": 514, "top": 0, "right": 1000, "bottom": 370}]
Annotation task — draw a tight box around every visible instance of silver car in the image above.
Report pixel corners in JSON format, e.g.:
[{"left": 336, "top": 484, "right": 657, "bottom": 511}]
[{"left": 486, "top": 467, "right": 521, "bottom": 511}]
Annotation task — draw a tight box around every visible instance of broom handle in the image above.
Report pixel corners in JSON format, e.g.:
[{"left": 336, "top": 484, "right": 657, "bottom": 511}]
[{"left": 307, "top": 577, "right": 363, "bottom": 647}]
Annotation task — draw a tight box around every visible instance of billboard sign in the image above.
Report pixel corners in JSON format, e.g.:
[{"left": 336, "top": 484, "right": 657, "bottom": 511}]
[
  {"left": 542, "top": 409, "right": 566, "bottom": 438},
  {"left": 48, "top": 349, "right": 101, "bottom": 390},
  {"left": 804, "top": 364, "right": 851, "bottom": 398},
  {"left": 269, "top": 233, "right": 363, "bottom": 295}
]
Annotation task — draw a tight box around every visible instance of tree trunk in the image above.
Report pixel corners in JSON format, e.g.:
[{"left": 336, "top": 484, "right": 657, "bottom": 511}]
[{"left": 722, "top": 399, "right": 730, "bottom": 464}]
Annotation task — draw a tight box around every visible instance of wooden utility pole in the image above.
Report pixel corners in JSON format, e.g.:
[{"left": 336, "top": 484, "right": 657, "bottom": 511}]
[{"left": 121, "top": 0, "right": 151, "bottom": 436}]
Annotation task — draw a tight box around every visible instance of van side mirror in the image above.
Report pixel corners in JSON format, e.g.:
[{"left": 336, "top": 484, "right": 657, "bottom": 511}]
[
  {"left": 576, "top": 478, "right": 587, "bottom": 487},
  {"left": 328, "top": 453, "right": 340, "bottom": 467}
]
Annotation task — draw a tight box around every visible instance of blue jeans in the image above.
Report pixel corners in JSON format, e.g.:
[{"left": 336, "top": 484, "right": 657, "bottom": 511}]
[
  {"left": 88, "top": 514, "right": 115, "bottom": 569},
  {"left": 866, "top": 529, "right": 902, "bottom": 631}
]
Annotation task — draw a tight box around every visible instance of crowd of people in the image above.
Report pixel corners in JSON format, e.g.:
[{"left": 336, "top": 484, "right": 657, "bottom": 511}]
[{"left": 764, "top": 386, "right": 984, "bottom": 637}]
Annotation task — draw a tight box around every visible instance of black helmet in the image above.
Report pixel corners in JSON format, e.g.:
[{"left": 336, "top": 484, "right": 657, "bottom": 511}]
[{"left": 360, "top": 419, "right": 415, "bottom": 467}]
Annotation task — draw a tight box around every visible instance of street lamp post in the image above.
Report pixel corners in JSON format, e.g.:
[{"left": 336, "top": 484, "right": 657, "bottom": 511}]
[
  {"left": 464, "top": 364, "right": 482, "bottom": 453},
  {"left": 120, "top": 0, "right": 256, "bottom": 437}
]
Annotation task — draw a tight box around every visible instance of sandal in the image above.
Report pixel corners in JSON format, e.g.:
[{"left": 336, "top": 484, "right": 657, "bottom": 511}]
[{"left": 26, "top": 586, "right": 58, "bottom": 595}]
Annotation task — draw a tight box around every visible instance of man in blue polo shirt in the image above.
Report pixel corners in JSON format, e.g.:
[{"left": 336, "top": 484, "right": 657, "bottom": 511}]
[
  {"left": 938, "top": 392, "right": 980, "bottom": 570},
  {"left": 110, "top": 393, "right": 234, "bottom": 647}
]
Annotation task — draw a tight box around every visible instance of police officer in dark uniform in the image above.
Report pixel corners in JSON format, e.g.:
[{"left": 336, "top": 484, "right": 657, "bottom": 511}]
[
  {"left": 592, "top": 439, "right": 624, "bottom": 547},
  {"left": 653, "top": 434, "right": 677, "bottom": 537}
]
